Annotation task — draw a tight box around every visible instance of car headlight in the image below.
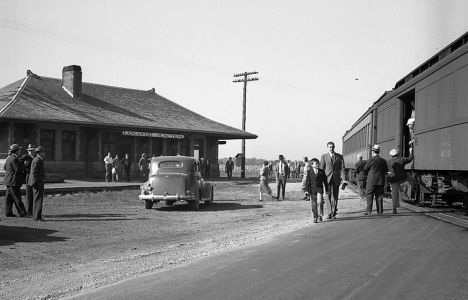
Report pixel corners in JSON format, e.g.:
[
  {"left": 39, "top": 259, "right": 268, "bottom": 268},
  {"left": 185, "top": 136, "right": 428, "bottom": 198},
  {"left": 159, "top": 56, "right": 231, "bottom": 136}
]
[{"left": 141, "top": 182, "right": 152, "bottom": 193}]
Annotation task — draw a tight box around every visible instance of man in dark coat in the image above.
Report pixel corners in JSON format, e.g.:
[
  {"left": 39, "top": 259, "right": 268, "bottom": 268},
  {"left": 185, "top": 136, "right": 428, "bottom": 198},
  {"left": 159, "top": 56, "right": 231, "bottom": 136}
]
[
  {"left": 19, "top": 144, "right": 36, "bottom": 216},
  {"left": 354, "top": 153, "right": 367, "bottom": 198},
  {"left": 3, "top": 144, "right": 27, "bottom": 217},
  {"left": 387, "top": 148, "right": 414, "bottom": 214},
  {"left": 302, "top": 158, "right": 329, "bottom": 223},
  {"left": 363, "top": 145, "right": 388, "bottom": 215},
  {"left": 225, "top": 157, "right": 234, "bottom": 180},
  {"left": 28, "top": 146, "right": 47, "bottom": 221}
]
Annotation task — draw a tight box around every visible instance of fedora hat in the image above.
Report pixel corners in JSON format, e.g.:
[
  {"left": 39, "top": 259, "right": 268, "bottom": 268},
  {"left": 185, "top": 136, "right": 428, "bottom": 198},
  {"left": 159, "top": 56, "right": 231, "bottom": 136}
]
[
  {"left": 357, "top": 153, "right": 363, "bottom": 159},
  {"left": 35, "top": 146, "right": 46, "bottom": 153},
  {"left": 9, "top": 144, "right": 21, "bottom": 151},
  {"left": 371, "top": 144, "right": 380, "bottom": 153},
  {"left": 26, "top": 144, "right": 36, "bottom": 151},
  {"left": 389, "top": 148, "right": 399, "bottom": 156}
]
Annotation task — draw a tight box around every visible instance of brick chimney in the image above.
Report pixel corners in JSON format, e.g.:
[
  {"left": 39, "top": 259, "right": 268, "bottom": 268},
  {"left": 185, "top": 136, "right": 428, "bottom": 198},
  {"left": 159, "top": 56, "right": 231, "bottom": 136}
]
[{"left": 61, "top": 65, "right": 82, "bottom": 98}]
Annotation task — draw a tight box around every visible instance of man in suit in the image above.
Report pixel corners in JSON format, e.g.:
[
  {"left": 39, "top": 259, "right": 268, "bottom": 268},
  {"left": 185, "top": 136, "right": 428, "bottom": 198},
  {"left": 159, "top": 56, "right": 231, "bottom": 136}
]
[
  {"left": 19, "top": 144, "right": 36, "bottom": 216},
  {"left": 363, "top": 144, "right": 388, "bottom": 215},
  {"left": 28, "top": 146, "right": 47, "bottom": 221},
  {"left": 320, "top": 141, "right": 346, "bottom": 219},
  {"left": 3, "top": 144, "right": 27, "bottom": 217},
  {"left": 225, "top": 157, "right": 234, "bottom": 180},
  {"left": 387, "top": 148, "right": 413, "bottom": 214},
  {"left": 274, "top": 154, "right": 289, "bottom": 200},
  {"left": 302, "top": 158, "right": 329, "bottom": 223},
  {"left": 354, "top": 153, "right": 367, "bottom": 198}
]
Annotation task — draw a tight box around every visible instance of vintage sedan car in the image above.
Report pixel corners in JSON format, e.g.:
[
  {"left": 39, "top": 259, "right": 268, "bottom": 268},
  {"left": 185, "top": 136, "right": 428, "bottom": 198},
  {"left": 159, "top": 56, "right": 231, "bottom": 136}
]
[{"left": 139, "top": 156, "right": 213, "bottom": 210}]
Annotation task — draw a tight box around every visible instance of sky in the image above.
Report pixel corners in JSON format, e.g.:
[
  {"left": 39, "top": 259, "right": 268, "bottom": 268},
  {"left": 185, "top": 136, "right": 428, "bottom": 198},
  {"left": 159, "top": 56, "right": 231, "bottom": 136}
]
[{"left": 1, "top": 0, "right": 468, "bottom": 161}]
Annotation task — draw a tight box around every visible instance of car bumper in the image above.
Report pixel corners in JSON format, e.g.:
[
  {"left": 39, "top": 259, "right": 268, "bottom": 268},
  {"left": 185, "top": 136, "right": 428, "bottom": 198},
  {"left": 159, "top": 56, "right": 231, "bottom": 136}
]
[{"left": 139, "top": 193, "right": 195, "bottom": 201}]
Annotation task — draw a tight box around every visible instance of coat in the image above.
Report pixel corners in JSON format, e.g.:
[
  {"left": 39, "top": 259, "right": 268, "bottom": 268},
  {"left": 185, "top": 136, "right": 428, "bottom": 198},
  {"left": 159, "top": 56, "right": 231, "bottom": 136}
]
[
  {"left": 302, "top": 168, "right": 329, "bottom": 195},
  {"left": 28, "top": 156, "right": 46, "bottom": 188},
  {"left": 274, "top": 160, "right": 290, "bottom": 179},
  {"left": 320, "top": 152, "right": 346, "bottom": 184},
  {"left": 354, "top": 160, "right": 368, "bottom": 181},
  {"left": 4, "top": 153, "right": 25, "bottom": 186},
  {"left": 364, "top": 155, "right": 388, "bottom": 186},
  {"left": 20, "top": 154, "right": 34, "bottom": 184},
  {"left": 387, "top": 155, "right": 413, "bottom": 184}
]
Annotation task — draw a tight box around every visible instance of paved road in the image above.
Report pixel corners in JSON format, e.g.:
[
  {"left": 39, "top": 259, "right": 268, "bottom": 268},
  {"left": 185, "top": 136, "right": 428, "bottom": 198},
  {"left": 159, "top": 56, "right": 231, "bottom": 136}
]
[{"left": 68, "top": 204, "right": 468, "bottom": 300}]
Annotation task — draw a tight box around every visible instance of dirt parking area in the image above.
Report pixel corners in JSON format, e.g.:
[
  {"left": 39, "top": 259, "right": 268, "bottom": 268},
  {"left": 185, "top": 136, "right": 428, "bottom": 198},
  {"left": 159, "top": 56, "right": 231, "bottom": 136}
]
[{"left": 0, "top": 180, "right": 364, "bottom": 299}]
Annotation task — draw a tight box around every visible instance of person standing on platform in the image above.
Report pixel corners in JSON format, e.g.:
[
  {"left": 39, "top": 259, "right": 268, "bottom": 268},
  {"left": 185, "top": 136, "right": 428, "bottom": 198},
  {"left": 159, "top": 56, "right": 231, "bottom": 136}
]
[
  {"left": 112, "top": 154, "right": 122, "bottom": 182},
  {"left": 354, "top": 153, "right": 367, "bottom": 198},
  {"left": 225, "top": 157, "right": 234, "bottom": 180},
  {"left": 20, "top": 144, "right": 36, "bottom": 216},
  {"left": 363, "top": 145, "right": 388, "bottom": 215},
  {"left": 274, "top": 154, "right": 289, "bottom": 200},
  {"left": 320, "top": 142, "right": 346, "bottom": 219},
  {"left": 139, "top": 153, "right": 149, "bottom": 181},
  {"left": 387, "top": 148, "right": 414, "bottom": 214},
  {"left": 28, "top": 146, "right": 47, "bottom": 221},
  {"left": 104, "top": 152, "right": 113, "bottom": 182},
  {"left": 3, "top": 144, "right": 27, "bottom": 217},
  {"left": 122, "top": 153, "right": 132, "bottom": 182}
]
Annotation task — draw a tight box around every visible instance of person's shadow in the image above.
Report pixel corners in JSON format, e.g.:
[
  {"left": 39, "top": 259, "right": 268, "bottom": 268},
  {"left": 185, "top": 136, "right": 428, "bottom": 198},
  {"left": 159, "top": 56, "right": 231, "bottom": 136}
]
[{"left": 0, "top": 225, "right": 68, "bottom": 246}]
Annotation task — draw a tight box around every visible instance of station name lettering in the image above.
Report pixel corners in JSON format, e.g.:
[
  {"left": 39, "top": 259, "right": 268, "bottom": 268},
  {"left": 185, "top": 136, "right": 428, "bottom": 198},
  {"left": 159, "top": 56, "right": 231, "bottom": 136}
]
[{"left": 122, "top": 131, "right": 184, "bottom": 139}]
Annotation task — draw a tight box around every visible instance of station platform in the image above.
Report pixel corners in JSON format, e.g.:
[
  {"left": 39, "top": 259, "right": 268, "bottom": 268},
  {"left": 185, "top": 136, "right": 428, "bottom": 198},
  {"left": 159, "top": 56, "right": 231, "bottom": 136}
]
[{"left": 0, "top": 179, "right": 142, "bottom": 196}]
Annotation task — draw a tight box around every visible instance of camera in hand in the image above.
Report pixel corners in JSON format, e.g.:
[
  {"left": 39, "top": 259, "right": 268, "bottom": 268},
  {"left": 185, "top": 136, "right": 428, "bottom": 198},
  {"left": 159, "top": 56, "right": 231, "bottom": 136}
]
[{"left": 341, "top": 182, "right": 348, "bottom": 190}]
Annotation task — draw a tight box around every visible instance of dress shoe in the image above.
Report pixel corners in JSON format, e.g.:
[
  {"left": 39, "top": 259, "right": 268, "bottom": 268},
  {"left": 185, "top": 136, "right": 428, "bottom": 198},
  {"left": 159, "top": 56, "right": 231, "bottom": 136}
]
[
  {"left": 392, "top": 209, "right": 397, "bottom": 214},
  {"left": 318, "top": 216, "right": 323, "bottom": 222},
  {"left": 326, "top": 214, "right": 332, "bottom": 220},
  {"left": 259, "top": 199, "right": 263, "bottom": 201},
  {"left": 313, "top": 218, "right": 318, "bottom": 223},
  {"left": 363, "top": 212, "right": 369, "bottom": 216},
  {"left": 5, "top": 214, "right": 16, "bottom": 217},
  {"left": 25, "top": 214, "right": 33, "bottom": 218},
  {"left": 34, "top": 218, "right": 45, "bottom": 221}
]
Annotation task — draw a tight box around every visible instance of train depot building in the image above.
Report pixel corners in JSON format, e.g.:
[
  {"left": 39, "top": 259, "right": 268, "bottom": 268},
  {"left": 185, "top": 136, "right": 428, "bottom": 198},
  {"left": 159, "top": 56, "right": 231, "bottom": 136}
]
[{"left": 0, "top": 65, "right": 257, "bottom": 179}]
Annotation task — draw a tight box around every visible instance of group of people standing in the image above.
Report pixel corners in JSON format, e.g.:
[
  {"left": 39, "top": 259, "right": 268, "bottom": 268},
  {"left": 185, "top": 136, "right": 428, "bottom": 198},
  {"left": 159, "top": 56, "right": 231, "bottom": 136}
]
[
  {"left": 259, "top": 141, "right": 347, "bottom": 224},
  {"left": 355, "top": 144, "right": 413, "bottom": 215},
  {"left": 103, "top": 152, "right": 132, "bottom": 182},
  {"left": 3, "top": 143, "right": 47, "bottom": 221}
]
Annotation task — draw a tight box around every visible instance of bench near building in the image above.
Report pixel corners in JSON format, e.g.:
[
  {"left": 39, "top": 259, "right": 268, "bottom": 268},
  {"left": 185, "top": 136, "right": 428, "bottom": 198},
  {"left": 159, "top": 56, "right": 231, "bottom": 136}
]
[{"left": 0, "top": 65, "right": 257, "bottom": 179}]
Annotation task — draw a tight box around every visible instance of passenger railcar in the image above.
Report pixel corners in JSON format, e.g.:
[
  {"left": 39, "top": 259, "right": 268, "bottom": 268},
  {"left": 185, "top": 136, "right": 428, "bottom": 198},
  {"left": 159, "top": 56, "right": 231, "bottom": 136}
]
[{"left": 343, "top": 31, "right": 468, "bottom": 207}]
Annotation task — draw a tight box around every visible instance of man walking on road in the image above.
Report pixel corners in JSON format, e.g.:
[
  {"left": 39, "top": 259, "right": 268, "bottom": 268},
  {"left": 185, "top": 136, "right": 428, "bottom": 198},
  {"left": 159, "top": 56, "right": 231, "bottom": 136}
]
[
  {"left": 320, "top": 141, "right": 346, "bottom": 219},
  {"left": 363, "top": 144, "right": 388, "bottom": 215}
]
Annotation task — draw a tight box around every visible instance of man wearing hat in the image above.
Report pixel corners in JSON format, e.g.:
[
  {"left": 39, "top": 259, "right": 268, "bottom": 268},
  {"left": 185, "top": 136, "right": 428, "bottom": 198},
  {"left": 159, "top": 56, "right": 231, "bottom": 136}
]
[
  {"left": 354, "top": 153, "right": 367, "bottom": 198},
  {"left": 363, "top": 145, "right": 388, "bottom": 215},
  {"left": 387, "top": 148, "right": 413, "bottom": 214},
  {"left": 28, "top": 146, "right": 47, "bottom": 221},
  {"left": 3, "top": 144, "right": 27, "bottom": 217},
  {"left": 19, "top": 144, "right": 36, "bottom": 216}
]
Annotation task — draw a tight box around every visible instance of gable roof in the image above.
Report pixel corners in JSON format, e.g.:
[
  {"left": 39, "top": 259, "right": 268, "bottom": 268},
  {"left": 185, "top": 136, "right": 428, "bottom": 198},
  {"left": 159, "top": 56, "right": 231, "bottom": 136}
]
[{"left": 0, "top": 74, "right": 257, "bottom": 140}]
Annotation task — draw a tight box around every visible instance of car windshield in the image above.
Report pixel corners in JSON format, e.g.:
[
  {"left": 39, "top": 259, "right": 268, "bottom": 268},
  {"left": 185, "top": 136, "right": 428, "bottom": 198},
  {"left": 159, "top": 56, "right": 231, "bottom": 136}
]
[{"left": 159, "top": 161, "right": 183, "bottom": 169}]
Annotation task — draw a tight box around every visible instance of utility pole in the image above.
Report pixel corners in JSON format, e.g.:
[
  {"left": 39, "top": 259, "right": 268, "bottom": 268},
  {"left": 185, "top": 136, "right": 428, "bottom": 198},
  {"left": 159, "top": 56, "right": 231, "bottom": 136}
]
[{"left": 233, "top": 71, "right": 259, "bottom": 178}]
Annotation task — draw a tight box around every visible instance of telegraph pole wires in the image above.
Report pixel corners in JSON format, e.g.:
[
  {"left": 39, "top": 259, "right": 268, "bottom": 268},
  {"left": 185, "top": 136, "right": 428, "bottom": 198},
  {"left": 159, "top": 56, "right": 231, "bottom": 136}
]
[{"left": 233, "top": 71, "right": 259, "bottom": 178}]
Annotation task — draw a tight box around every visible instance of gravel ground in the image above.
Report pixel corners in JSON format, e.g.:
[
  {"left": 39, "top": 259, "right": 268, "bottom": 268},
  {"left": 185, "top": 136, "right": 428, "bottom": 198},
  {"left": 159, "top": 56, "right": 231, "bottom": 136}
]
[{"left": 0, "top": 180, "right": 364, "bottom": 300}]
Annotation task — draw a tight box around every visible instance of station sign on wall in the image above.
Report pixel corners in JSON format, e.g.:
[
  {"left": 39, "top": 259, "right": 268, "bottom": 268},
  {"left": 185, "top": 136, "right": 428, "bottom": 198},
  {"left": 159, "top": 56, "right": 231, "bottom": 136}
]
[{"left": 122, "top": 131, "right": 184, "bottom": 139}]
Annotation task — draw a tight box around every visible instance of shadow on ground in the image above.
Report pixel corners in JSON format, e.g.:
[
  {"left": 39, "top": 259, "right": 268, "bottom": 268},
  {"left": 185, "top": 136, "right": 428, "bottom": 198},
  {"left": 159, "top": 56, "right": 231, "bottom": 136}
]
[
  {"left": 44, "top": 213, "right": 148, "bottom": 222},
  {"left": 0, "top": 225, "right": 68, "bottom": 246},
  {"left": 156, "top": 202, "right": 263, "bottom": 212}
]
